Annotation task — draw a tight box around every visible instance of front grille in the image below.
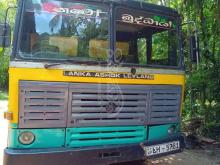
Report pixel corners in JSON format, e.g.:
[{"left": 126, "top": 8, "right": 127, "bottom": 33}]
[
  {"left": 19, "top": 81, "right": 182, "bottom": 128},
  {"left": 19, "top": 81, "right": 68, "bottom": 128},
  {"left": 68, "top": 84, "right": 147, "bottom": 127},
  {"left": 66, "top": 126, "right": 146, "bottom": 148},
  {"left": 148, "top": 88, "right": 182, "bottom": 124}
]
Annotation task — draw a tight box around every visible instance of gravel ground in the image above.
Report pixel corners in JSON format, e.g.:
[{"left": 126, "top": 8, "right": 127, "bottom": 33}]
[
  {"left": 0, "top": 101, "right": 220, "bottom": 165},
  {"left": 0, "top": 101, "right": 8, "bottom": 165},
  {"left": 146, "top": 149, "right": 220, "bottom": 165}
]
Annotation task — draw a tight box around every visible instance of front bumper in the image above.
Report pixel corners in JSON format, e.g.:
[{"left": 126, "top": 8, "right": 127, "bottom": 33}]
[{"left": 4, "top": 135, "right": 185, "bottom": 165}]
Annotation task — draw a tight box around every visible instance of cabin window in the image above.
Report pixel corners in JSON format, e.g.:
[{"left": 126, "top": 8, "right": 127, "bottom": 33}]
[
  {"left": 115, "top": 7, "right": 180, "bottom": 67},
  {"left": 19, "top": 0, "right": 109, "bottom": 62}
]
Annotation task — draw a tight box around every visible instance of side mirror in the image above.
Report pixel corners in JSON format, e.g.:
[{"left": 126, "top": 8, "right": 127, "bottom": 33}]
[
  {"left": 0, "top": 23, "right": 11, "bottom": 48},
  {"left": 189, "top": 34, "right": 200, "bottom": 64}
]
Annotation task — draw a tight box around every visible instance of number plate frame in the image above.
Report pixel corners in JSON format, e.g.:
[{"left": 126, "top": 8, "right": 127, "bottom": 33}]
[{"left": 144, "top": 141, "right": 180, "bottom": 157}]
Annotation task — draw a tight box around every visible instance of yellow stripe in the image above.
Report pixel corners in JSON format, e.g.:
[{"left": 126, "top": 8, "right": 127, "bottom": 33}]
[{"left": 8, "top": 67, "right": 185, "bottom": 124}]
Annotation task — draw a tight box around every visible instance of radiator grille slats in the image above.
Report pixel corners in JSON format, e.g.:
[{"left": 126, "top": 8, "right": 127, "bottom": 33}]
[
  {"left": 19, "top": 81, "right": 182, "bottom": 128},
  {"left": 149, "top": 89, "right": 181, "bottom": 124},
  {"left": 72, "top": 100, "right": 147, "bottom": 107},
  {"left": 24, "top": 106, "right": 65, "bottom": 112},
  {"left": 23, "top": 92, "right": 66, "bottom": 99},
  {"left": 151, "top": 105, "right": 179, "bottom": 112},
  {"left": 152, "top": 100, "right": 179, "bottom": 106},
  {"left": 69, "top": 84, "right": 148, "bottom": 127},
  {"left": 73, "top": 94, "right": 147, "bottom": 100},
  {"left": 72, "top": 107, "right": 146, "bottom": 113},
  {"left": 23, "top": 112, "right": 65, "bottom": 120},
  {"left": 19, "top": 82, "right": 68, "bottom": 128},
  {"left": 150, "top": 111, "right": 179, "bottom": 118},
  {"left": 66, "top": 126, "right": 146, "bottom": 148},
  {"left": 24, "top": 99, "right": 65, "bottom": 106},
  {"left": 72, "top": 120, "right": 144, "bottom": 127},
  {"left": 72, "top": 113, "right": 145, "bottom": 120}
]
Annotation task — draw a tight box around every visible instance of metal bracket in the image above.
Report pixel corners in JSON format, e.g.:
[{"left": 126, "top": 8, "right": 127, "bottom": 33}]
[
  {"left": 4, "top": 111, "right": 13, "bottom": 121},
  {"left": 182, "top": 21, "right": 200, "bottom": 70}
]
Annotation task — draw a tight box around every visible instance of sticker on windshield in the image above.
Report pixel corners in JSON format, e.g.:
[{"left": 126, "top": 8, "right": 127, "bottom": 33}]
[
  {"left": 32, "top": 1, "right": 108, "bottom": 19},
  {"left": 120, "top": 14, "right": 174, "bottom": 29},
  {"left": 117, "top": 8, "right": 176, "bottom": 29}
]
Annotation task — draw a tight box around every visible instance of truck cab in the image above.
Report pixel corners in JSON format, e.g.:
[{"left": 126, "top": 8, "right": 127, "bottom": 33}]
[{"left": 2, "top": 0, "right": 185, "bottom": 165}]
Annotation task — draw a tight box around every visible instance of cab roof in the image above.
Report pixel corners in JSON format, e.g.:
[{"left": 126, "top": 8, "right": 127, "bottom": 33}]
[{"left": 86, "top": 0, "right": 180, "bottom": 18}]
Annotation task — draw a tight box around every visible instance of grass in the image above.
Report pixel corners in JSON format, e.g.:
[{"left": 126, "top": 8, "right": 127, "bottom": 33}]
[{"left": 0, "top": 91, "right": 8, "bottom": 100}]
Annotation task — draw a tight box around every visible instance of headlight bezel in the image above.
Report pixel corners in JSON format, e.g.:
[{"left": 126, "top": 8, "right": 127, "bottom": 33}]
[{"left": 18, "top": 131, "right": 35, "bottom": 145}]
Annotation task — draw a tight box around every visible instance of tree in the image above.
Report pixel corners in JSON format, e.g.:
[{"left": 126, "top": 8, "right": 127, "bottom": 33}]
[
  {"left": 0, "top": 0, "right": 16, "bottom": 89},
  {"left": 145, "top": 0, "right": 220, "bottom": 140}
]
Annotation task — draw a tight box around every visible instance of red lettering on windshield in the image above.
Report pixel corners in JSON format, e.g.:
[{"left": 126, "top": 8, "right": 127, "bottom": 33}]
[{"left": 42, "top": 3, "right": 59, "bottom": 13}]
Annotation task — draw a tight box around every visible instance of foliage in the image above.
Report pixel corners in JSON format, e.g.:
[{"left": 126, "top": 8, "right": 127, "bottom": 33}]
[
  {"left": 0, "top": 90, "right": 8, "bottom": 100},
  {"left": 0, "top": 0, "right": 16, "bottom": 90},
  {"left": 183, "top": 0, "right": 220, "bottom": 140},
  {"left": 0, "top": 51, "right": 9, "bottom": 89},
  {"left": 145, "top": 0, "right": 220, "bottom": 140}
]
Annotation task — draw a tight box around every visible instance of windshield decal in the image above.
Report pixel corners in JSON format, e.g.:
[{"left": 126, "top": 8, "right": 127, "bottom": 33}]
[
  {"left": 116, "top": 8, "right": 176, "bottom": 29},
  {"left": 40, "top": 2, "right": 108, "bottom": 18},
  {"left": 119, "top": 14, "right": 175, "bottom": 29}
]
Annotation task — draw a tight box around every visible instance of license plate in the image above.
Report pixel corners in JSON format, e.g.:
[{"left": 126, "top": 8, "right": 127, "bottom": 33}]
[{"left": 144, "top": 141, "right": 180, "bottom": 157}]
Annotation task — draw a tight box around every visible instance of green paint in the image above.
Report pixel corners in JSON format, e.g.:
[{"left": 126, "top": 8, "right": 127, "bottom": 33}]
[
  {"left": 9, "top": 123, "right": 18, "bottom": 128},
  {"left": 8, "top": 125, "right": 181, "bottom": 149},
  {"left": 148, "top": 124, "right": 180, "bottom": 141},
  {"left": 8, "top": 129, "right": 65, "bottom": 149},
  {"left": 66, "top": 126, "right": 147, "bottom": 148}
]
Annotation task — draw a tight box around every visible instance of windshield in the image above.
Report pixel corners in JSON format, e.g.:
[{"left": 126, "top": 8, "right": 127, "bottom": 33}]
[
  {"left": 115, "top": 7, "right": 180, "bottom": 67},
  {"left": 18, "top": 0, "right": 181, "bottom": 68},
  {"left": 19, "top": 0, "right": 109, "bottom": 62}
]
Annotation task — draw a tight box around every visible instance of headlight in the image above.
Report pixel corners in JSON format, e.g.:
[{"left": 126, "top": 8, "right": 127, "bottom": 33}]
[
  {"left": 19, "top": 132, "right": 35, "bottom": 145},
  {"left": 168, "top": 125, "right": 176, "bottom": 134}
]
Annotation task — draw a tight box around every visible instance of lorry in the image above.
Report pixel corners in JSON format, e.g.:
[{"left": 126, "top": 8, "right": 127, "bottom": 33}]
[{"left": 1, "top": 0, "right": 199, "bottom": 164}]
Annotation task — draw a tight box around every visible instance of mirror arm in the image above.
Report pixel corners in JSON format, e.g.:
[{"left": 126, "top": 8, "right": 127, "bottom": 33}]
[
  {"left": 4, "top": 6, "right": 17, "bottom": 26},
  {"left": 182, "top": 21, "right": 200, "bottom": 70},
  {"left": 2, "top": 6, "right": 17, "bottom": 50}
]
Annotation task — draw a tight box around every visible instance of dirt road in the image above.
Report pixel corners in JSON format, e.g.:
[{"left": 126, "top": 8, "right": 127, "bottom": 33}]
[
  {"left": 146, "top": 149, "right": 220, "bottom": 165},
  {"left": 0, "top": 101, "right": 8, "bottom": 165},
  {"left": 0, "top": 101, "right": 220, "bottom": 165}
]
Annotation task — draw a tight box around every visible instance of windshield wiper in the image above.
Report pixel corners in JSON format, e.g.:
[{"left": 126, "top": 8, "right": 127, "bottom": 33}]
[
  {"left": 44, "top": 60, "right": 107, "bottom": 69},
  {"left": 44, "top": 63, "right": 66, "bottom": 69}
]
